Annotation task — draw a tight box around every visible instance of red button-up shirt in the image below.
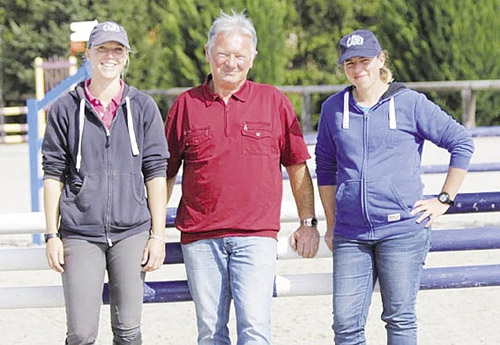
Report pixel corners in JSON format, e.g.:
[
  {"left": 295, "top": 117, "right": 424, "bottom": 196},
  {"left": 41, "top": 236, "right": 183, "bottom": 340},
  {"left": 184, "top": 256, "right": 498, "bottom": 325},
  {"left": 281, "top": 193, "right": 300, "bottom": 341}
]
[{"left": 166, "top": 76, "right": 310, "bottom": 244}]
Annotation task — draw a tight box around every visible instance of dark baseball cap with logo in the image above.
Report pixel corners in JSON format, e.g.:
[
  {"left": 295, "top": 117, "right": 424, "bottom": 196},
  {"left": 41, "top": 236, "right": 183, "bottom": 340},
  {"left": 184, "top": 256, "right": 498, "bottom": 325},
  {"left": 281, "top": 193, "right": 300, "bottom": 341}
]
[
  {"left": 337, "top": 29, "right": 382, "bottom": 64},
  {"left": 87, "top": 21, "right": 131, "bottom": 50}
]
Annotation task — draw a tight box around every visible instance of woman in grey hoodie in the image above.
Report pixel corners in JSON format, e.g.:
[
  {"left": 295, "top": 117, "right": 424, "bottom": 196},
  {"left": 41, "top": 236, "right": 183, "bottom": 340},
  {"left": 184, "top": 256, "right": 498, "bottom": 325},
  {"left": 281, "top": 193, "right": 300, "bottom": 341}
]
[{"left": 42, "top": 21, "right": 168, "bottom": 344}]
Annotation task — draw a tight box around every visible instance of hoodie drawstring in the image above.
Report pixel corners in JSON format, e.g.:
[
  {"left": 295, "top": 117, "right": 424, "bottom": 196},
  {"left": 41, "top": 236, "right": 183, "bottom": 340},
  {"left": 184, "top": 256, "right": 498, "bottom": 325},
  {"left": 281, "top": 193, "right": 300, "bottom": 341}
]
[
  {"left": 389, "top": 97, "right": 397, "bottom": 129},
  {"left": 76, "top": 99, "right": 86, "bottom": 171},
  {"left": 342, "top": 91, "right": 397, "bottom": 130},
  {"left": 75, "top": 96, "right": 140, "bottom": 171},
  {"left": 342, "top": 91, "right": 350, "bottom": 129},
  {"left": 126, "top": 96, "right": 140, "bottom": 156}
]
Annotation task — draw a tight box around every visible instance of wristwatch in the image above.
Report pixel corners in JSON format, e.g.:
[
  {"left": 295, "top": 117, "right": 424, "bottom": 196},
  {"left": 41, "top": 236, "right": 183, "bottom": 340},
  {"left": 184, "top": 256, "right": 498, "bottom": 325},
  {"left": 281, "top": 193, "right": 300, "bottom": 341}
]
[
  {"left": 301, "top": 217, "right": 318, "bottom": 227},
  {"left": 437, "top": 192, "right": 454, "bottom": 206},
  {"left": 44, "top": 233, "right": 61, "bottom": 243}
]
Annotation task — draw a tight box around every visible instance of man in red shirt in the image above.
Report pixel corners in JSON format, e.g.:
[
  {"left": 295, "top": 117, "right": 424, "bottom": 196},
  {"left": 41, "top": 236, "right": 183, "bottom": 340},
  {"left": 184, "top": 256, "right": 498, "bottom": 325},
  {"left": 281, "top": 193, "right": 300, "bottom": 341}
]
[{"left": 165, "top": 10, "right": 320, "bottom": 345}]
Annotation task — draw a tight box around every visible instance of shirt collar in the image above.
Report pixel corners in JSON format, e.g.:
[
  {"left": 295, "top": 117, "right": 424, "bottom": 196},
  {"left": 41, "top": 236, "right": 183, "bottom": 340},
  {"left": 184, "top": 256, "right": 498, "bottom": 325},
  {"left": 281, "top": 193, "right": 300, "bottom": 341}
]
[
  {"left": 202, "top": 74, "right": 250, "bottom": 104},
  {"left": 84, "top": 79, "right": 124, "bottom": 106}
]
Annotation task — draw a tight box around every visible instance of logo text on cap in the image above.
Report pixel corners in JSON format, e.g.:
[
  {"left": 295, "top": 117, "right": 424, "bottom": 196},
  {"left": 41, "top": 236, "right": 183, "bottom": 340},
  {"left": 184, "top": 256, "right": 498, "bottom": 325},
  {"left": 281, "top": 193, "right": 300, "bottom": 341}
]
[
  {"left": 346, "top": 34, "right": 364, "bottom": 48},
  {"left": 103, "top": 22, "right": 121, "bottom": 33}
]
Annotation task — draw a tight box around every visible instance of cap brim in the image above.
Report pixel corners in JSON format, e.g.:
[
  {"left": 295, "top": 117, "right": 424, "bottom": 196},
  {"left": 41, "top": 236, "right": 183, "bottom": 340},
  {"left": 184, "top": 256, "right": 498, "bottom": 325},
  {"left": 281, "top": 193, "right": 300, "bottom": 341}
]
[
  {"left": 338, "top": 49, "right": 380, "bottom": 64},
  {"left": 88, "top": 38, "right": 130, "bottom": 50}
]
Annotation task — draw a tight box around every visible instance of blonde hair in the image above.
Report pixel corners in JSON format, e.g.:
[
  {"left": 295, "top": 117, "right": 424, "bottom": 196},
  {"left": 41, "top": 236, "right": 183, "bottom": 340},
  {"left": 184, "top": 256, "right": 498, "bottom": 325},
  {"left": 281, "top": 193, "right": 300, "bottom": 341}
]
[{"left": 380, "top": 51, "right": 393, "bottom": 84}]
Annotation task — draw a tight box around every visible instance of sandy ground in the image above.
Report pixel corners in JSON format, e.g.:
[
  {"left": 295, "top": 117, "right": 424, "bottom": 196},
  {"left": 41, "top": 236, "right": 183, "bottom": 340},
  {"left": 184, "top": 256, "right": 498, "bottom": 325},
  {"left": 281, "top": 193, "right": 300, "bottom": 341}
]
[{"left": 1, "top": 137, "right": 500, "bottom": 345}]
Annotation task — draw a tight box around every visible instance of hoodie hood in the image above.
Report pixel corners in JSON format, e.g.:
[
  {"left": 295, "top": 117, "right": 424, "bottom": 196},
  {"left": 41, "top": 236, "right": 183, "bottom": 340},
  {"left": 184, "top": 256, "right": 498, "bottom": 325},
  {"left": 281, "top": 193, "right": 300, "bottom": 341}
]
[{"left": 342, "top": 82, "right": 407, "bottom": 130}]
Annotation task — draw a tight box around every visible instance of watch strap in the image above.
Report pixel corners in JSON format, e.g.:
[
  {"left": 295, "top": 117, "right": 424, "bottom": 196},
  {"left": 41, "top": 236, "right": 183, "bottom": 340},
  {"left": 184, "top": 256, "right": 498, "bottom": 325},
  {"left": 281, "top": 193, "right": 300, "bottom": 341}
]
[
  {"left": 301, "top": 217, "right": 318, "bottom": 227},
  {"left": 44, "top": 233, "right": 61, "bottom": 243}
]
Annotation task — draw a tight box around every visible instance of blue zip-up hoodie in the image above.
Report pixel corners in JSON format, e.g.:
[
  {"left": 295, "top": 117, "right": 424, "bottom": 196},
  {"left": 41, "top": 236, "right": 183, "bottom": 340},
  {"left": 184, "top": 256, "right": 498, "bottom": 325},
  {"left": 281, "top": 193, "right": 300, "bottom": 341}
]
[
  {"left": 315, "top": 83, "right": 474, "bottom": 240},
  {"left": 42, "top": 81, "right": 169, "bottom": 245}
]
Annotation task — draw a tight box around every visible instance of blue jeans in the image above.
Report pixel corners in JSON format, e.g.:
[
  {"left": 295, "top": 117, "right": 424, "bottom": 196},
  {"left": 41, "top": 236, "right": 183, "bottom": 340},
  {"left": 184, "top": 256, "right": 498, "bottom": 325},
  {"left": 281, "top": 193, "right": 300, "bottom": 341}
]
[
  {"left": 182, "top": 236, "right": 277, "bottom": 345},
  {"left": 332, "top": 228, "right": 431, "bottom": 345}
]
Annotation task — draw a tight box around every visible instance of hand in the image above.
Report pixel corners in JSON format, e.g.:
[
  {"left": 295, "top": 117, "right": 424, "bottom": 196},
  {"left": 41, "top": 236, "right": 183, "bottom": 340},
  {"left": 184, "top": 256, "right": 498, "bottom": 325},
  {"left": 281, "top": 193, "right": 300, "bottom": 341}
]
[
  {"left": 141, "top": 237, "right": 166, "bottom": 272},
  {"left": 324, "top": 227, "right": 333, "bottom": 252},
  {"left": 290, "top": 225, "right": 320, "bottom": 258},
  {"left": 411, "top": 198, "right": 451, "bottom": 227},
  {"left": 45, "top": 238, "right": 65, "bottom": 273}
]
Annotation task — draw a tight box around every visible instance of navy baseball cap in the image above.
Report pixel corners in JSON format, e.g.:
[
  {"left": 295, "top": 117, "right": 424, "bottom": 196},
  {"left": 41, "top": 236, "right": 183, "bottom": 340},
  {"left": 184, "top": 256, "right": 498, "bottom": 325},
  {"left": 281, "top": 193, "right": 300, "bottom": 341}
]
[
  {"left": 87, "top": 21, "right": 130, "bottom": 50},
  {"left": 337, "top": 29, "right": 382, "bottom": 64}
]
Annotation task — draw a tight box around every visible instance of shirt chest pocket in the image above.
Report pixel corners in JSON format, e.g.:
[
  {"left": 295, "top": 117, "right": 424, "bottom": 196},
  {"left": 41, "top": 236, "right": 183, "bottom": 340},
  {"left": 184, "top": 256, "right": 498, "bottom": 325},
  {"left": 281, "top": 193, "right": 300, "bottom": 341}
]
[
  {"left": 184, "top": 127, "right": 214, "bottom": 162},
  {"left": 241, "top": 121, "right": 272, "bottom": 156}
]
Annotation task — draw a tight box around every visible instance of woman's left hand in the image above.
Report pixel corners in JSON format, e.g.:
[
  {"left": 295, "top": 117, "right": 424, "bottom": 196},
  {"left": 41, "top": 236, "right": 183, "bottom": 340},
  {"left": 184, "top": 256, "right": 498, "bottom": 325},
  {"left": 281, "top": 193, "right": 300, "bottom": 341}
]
[{"left": 411, "top": 198, "right": 451, "bottom": 227}]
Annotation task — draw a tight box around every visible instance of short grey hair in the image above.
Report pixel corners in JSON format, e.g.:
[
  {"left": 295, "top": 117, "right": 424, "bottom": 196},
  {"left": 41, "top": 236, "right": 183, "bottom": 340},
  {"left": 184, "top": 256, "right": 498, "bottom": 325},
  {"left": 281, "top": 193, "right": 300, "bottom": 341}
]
[{"left": 206, "top": 10, "right": 258, "bottom": 52}]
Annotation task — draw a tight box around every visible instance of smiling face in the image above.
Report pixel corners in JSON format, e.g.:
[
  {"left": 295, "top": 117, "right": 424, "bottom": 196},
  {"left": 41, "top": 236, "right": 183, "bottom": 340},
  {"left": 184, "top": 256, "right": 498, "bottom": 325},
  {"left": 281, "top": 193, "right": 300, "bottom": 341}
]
[
  {"left": 343, "top": 53, "right": 386, "bottom": 92},
  {"left": 86, "top": 41, "right": 129, "bottom": 81},
  {"left": 205, "top": 31, "right": 257, "bottom": 94}
]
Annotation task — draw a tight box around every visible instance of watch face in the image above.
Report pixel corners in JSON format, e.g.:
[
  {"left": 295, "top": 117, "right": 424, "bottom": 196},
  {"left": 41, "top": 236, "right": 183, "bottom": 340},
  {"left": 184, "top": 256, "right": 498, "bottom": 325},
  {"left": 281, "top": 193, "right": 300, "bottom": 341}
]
[
  {"left": 311, "top": 217, "right": 318, "bottom": 226},
  {"left": 303, "top": 217, "right": 318, "bottom": 227},
  {"left": 301, "top": 217, "right": 318, "bottom": 227},
  {"left": 438, "top": 194, "right": 447, "bottom": 203},
  {"left": 438, "top": 192, "right": 453, "bottom": 205}
]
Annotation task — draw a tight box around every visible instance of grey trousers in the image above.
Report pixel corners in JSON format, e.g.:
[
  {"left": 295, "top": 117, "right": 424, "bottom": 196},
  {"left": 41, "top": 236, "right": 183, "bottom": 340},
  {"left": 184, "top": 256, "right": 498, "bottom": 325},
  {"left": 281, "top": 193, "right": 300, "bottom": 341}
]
[{"left": 62, "top": 231, "right": 148, "bottom": 345}]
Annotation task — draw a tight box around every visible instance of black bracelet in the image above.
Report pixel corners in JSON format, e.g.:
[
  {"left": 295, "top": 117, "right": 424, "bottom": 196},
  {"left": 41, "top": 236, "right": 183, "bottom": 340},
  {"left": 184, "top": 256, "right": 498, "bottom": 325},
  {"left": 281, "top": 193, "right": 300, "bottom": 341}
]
[{"left": 44, "top": 233, "right": 61, "bottom": 243}]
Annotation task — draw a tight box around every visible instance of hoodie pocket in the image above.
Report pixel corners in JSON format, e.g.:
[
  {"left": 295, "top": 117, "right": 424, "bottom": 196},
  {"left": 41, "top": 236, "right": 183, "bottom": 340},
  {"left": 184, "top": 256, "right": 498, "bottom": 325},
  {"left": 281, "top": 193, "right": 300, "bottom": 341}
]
[
  {"left": 366, "top": 180, "right": 413, "bottom": 225},
  {"left": 110, "top": 172, "right": 148, "bottom": 229},
  {"left": 60, "top": 173, "right": 106, "bottom": 227},
  {"left": 335, "top": 181, "right": 368, "bottom": 228}
]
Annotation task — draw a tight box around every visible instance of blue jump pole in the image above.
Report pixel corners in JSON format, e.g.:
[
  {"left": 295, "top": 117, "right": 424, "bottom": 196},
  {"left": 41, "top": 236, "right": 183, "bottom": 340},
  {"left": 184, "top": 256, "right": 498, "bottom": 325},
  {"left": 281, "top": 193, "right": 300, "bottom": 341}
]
[
  {"left": 430, "top": 226, "right": 500, "bottom": 252},
  {"left": 97, "top": 264, "right": 500, "bottom": 304},
  {"left": 420, "top": 265, "right": 500, "bottom": 290}
]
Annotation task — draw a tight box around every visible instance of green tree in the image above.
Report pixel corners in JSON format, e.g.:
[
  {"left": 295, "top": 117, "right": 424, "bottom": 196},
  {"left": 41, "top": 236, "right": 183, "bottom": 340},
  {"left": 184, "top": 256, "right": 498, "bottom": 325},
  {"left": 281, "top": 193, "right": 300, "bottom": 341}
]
[
  {"left": 284, "top": 0, "right": 382, "bottom": 127},
  {"left": 377, "top": 0, "right": 500, "bottom": 125},
  {"left": 149, "top": 0, "right": 290, "bottom": 87},
  {"left": 1, "top": 0, "right": 499, "bottom": 124},
  {"left": 244, "top": 0, "right": 289, "bottom": 85},
  {"left": 2, "top": 0, "right": 94, "bottom": 103},
  {"left": 286, "top": 0, "right": 382, "bottom": 86}
]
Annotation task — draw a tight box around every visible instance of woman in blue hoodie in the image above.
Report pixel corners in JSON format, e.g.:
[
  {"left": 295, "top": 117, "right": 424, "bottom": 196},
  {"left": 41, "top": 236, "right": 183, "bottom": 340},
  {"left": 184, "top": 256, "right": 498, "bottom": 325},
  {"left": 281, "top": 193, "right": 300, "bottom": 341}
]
[
  {"left": 42, "top": 22, "right": 168, "bottom": 344},
  {"left": 315, "top": 29, "right": 474, "bottom": 344}
]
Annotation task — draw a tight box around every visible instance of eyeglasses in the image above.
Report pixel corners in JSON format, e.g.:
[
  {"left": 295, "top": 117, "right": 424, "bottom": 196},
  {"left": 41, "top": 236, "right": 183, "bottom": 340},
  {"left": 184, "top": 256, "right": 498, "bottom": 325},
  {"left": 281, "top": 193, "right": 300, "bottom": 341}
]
[{"left": 93, "top": 45, "right": 127, "bottom": 57}]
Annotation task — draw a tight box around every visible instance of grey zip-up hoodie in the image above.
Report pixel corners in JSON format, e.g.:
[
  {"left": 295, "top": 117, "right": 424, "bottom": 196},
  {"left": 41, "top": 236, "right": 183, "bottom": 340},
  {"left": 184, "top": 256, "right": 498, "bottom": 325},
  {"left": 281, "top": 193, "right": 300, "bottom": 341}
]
[{"left": 42, "top": 81, "right": 168, "bottom": 245}]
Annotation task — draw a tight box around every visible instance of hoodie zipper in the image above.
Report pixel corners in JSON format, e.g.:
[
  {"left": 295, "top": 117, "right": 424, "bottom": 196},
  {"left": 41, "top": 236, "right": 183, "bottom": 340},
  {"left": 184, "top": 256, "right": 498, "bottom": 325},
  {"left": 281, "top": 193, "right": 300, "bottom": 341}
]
[
  {"left": 90, "top": 107, "right": 113, "bottom": 247},
  {"left": 360, "top": 108, "right": 374, "bottom": 238},
  {"left": 105, "top": 127, "right": 113, "bottom": 247}
]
